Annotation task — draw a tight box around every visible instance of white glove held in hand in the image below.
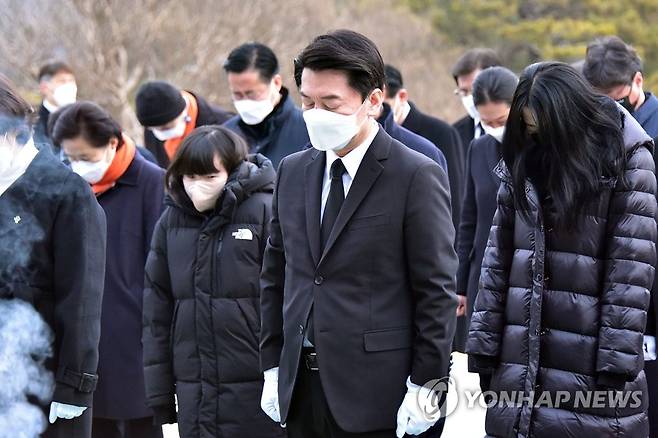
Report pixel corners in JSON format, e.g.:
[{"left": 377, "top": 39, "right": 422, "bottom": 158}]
[
  {"left": 396, "top": 376, "right": 442, "bottom": 437},
  {"left": 644, "top": 336, "right": 657, "bottom": 361},
  {"left": 261, "top": 367, "right": 281, "bottom": 423},
  {"left": 49, "top": 402, "right": 87, "bottom": 424}
]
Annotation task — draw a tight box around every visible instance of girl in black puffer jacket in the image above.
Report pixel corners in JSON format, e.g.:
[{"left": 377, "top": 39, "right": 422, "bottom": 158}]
[
  {"left": 467, "top": 62, "right": 657, "bottom": 437},
  {"left": 142, "top": 125, "right": 285, "bottom": 438}
]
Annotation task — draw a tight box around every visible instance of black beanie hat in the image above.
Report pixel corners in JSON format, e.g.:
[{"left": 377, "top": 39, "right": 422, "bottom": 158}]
[{"left": 135, "top": 81, "right": 186, "bottom": 127}]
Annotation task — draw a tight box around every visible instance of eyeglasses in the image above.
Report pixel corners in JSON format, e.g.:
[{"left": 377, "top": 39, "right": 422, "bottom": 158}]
[{"left": 453, "top": 88, "right": 471, "bottom": 97}]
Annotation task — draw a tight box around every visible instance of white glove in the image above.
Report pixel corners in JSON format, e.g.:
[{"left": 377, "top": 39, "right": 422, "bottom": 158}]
[
  {"left": 261, "top": 367, "right": 281, "bottom": 423},
  {"left": 644, "top": 336, "right": 657, "bottom": 361},
  {"left": 396, "top": 376, "right": 443, "bottom": 437},
  {"left": 49, "top": 402, "right": 87, "bottom": 424}
]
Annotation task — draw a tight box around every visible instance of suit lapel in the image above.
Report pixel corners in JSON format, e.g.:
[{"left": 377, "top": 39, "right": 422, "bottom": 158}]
[
  {"left": 304, "top": 149, "right": 325, "bottom": 266},
  {"left": 318, "top": 129, "right": 390, "bottom": 265}
]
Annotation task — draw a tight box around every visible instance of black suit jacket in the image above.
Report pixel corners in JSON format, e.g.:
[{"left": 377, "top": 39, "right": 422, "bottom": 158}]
[
  {"left": 260, "top": 128, "right": 458, "bottom": 433},
  {"left": 456, "top": 135, "right": 502, "bottom": 316},
  {"left": 453, "top": 115, "right": 476, "bottom": 156},
  {"left": 403, "top": 102, "right": 464, "bottom": 230}
]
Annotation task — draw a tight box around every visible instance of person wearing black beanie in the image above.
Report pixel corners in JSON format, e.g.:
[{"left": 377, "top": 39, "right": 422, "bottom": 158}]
[{"left": 135, "top": 80, "right": 233, "bottom": 168}]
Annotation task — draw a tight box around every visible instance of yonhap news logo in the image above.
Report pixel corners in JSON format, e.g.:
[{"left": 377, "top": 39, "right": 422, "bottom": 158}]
[{"left": 417, "top": 378, "right": 643, "bottom": 421}]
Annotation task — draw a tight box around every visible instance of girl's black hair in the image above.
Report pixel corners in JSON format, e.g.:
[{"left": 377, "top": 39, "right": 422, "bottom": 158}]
[
  {"left": 472, "top": 66, "right": 518, "bottom": 107},
  {"left": 165, "top": 125, "right": 249, "bottom": 205},
  {"left": 502, "top": 61, "right": 626, "bottom": 229}
]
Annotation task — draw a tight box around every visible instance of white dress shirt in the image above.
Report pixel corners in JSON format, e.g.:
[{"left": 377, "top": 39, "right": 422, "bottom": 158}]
[{"left": 320, "top": 120, "right": 379, "bottom": 221}]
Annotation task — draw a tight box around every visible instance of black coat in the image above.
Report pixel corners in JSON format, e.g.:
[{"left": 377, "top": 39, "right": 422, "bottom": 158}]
[
  {"left": 34, "top": 104, "right": 52, "bottom": 147},
  {"left": 467, "top": 111, "right": 656, "bottom": 437},
  {"left": 260, "top": 128, "right": 457, "bottom": 433},
  {"left": 142, "top": 155, "right": 284, "bottom": 438},
  {"left": 223, "top": 88, "right": 309, "bottom": 169},
  {"left": 0, "top": 150, "right": 106, "bottom": 437},
  {"left": 402, "top": 101, "right": 464, "bottom": 230},
  {"left": 144, "top": 92, "right": 233, "bottom": 168},
  {"left": 377, "top": 103, "right": 448, "bottom": 171},
  {"left": 453, "top": 135, "right": 501, "bottom": 354},
  {"left": 453, "top": 115, "right": 476, "bottom": 157},
  {"left": 93, "top": 155, "right": 165, "bottom": 419}
]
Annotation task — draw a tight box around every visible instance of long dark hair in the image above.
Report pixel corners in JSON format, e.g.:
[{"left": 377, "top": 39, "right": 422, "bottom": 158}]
[{"left": 502, "top": 62, "right": 626, "bottom": 229}]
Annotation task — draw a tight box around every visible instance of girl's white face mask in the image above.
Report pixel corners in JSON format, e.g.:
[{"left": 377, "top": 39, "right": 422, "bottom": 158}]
[
  {"left": 183, "top": 174, "right": 227, "bottom": 212},
  {"left": 482, "top": 123, "right": 505, "bottom": 143},
  {"left": 303, "top": 100, "right": 368, "bottom": 152}
]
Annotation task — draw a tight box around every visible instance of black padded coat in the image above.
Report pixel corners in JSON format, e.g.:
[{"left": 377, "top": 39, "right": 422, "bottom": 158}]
[
  {"left": 467, "top": 110, "right": 657, "bottom": 438},
  {"left": 142, "top": 155, "right": 285, "bottom": 438}
]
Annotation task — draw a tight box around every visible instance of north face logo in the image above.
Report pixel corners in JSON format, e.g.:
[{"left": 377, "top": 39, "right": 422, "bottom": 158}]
[{"left": 232, "top": 229, "right": 253, "bottom": 241}]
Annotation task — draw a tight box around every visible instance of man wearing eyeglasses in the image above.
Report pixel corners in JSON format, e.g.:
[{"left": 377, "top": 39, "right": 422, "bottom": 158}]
[{"left": 450, "top": 49, "right": 501, "bottom": 154}]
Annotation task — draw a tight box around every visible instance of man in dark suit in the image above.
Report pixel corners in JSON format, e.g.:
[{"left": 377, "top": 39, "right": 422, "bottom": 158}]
[
  {"left": 384, "top": 64, "right": 464, "bottom": 232},
  {"left": 450, "top": 49, "right": 500, "bottom": 151},
  {"left": 259, "top": 30, "right": 457, "bottom": 438},
  {"left": 376, "top": 102, "right": 448, "bottom": 171}
]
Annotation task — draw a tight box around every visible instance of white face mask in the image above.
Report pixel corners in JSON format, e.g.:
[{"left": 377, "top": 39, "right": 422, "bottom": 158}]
[
  {"left": 0, "top": 136, "right": 19, "bottom": 175},
  {"left": 233, "top": 86, "right": 276, "bottom": 125},
  {"left": 482, "top": 123, "right": 505, "bottom": 143},
  {"left": 303, "top": 101, "right": 367, "bottom": 152},
  {"left": 461, "top": 94, "right": 479, "bottom": 120},
  {"left": 183, "top": 175, "right": 227, "bottom": 212},
  {"left": 52, "top": 82, "right": 77, "bottom": 107},
  {"left": 70, "top": 147, "right": 115, "bottom": 184},
  {"left": 151, "top": 114, "right": 187, "bottom": 141}
]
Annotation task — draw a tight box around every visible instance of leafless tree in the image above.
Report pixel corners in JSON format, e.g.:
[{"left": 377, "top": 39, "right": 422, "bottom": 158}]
[{"left": 0, "top": 0, "right": 463, "bottom": 142}]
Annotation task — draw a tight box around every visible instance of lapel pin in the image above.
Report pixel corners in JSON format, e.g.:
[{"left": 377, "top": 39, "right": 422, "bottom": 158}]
[{"left": 13, "top": 216, "right": 21, "bottom": 224}]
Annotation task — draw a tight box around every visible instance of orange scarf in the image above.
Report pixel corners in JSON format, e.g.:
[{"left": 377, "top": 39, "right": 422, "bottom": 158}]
[
  {"left": 164, "top": 91, "right": 199, "bottom": 160},
  {"left": 92, "top": 133, "right": 137, "bottom": 195}
]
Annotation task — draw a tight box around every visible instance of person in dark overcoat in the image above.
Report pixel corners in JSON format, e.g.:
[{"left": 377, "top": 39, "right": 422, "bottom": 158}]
[
  {"left": 52, "top": 102, "right": 166, "bottom": 438},
  {"left": 384, "top": 64, "right": 464, "bottom": 231},
  {"left": 222, "top": 43, "right": 309, "bottom": 168},
  {"left": 142, "top": 126, "right": 285, "bottom": 438},
  {"left": 467, "top": 62, "right": 657, "bottom": 438},
  {"left": 455, "top": 67, "right": 518, "bottom": 389},
  {"left": 0, "top": 76, "right": 106, "bottom": 438}
]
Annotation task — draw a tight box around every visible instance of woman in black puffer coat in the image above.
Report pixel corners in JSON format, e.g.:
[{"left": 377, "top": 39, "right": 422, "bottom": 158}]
[
  {"left": 467, "top": 62, "right": 657, "bottom": 438},
  {"left": 142, "top": 126, "right": 285, "bottom": 438}
]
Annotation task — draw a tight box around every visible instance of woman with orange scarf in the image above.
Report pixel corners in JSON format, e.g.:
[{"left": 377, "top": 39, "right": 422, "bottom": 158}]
[{"left": 52, "top": 102, "right": 166, "bottom": 438}]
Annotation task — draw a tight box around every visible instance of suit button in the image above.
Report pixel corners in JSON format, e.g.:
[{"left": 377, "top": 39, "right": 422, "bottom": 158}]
[
  {"left": 299, "top": 324, "right": 304, "bottom": 334},
  {"left": 314, "top": 275, "right": 324, "bottom": 285}
]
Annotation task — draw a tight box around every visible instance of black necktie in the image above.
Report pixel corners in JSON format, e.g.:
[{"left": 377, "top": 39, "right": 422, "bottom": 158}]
[
  {"left": 308, "top": 159, "right": 346, "bottom": 345},
  {"left": 321, "top": 159, "right": 347, "bottom": 249}
]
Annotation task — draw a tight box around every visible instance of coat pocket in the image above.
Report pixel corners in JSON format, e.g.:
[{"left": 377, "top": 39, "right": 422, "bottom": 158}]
[
  {"left": 347, "top": 214, "right": 390, "bottom": 230},
  {"left": 236, "top": 298, "right": 261, "bottom": 349},
  {"left": 363, "top": 326, "right": 413, "bottom": 352}
]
